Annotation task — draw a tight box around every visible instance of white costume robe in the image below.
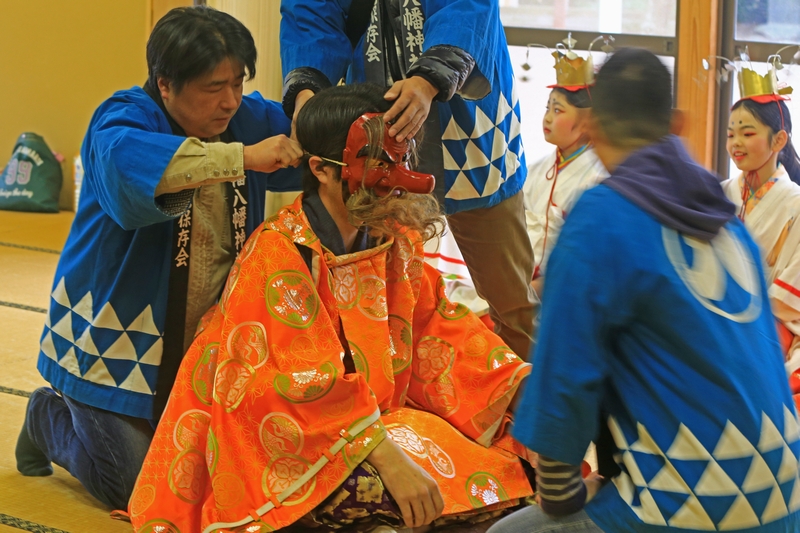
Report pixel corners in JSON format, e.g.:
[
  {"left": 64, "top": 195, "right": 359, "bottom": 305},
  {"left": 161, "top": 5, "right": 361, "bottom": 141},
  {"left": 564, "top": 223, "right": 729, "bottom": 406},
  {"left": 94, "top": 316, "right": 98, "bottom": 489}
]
[
  {"left": 524, "top": 148, "right": 608, "bottom": 276},
  {"left": 722, "top": 166, "right": 800, "bottom": 373}
]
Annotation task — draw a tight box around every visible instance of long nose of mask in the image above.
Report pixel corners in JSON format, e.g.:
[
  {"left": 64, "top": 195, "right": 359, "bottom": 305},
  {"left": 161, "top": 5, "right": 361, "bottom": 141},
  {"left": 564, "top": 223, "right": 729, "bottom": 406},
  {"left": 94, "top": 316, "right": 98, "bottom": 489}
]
[{"left": 340, "top": 113, "right": 435, "bottom": 197}]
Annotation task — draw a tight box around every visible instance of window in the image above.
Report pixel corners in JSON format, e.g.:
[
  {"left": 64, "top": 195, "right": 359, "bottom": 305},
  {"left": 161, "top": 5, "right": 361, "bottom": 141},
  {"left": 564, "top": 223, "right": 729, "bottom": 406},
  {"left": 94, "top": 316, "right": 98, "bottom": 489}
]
[
  {"left": 500, "top": 0, "right": 678, "bottom": 37},
  {"left": 735, "top": 0, "right": 800, "bottom": 43}
]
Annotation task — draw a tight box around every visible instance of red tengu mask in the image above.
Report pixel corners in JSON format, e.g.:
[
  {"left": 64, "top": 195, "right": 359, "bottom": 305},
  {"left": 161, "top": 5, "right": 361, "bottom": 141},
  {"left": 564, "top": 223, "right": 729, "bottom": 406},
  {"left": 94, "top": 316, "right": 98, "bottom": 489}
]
[{"left": 340, "top": 113, "right": 435, "bottom": 196}]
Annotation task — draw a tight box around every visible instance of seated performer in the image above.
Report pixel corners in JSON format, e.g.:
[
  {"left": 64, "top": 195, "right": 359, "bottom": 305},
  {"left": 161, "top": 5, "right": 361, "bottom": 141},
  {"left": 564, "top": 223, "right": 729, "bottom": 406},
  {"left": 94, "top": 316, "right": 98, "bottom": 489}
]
[
  {"left": 524, "top": 39, "right": 608, "bottom": 298},
  {"left": 721, "top": 62, "right": 800, "bottom": 397},
  {"left": 129, "top": 83, "right": 535, "bottom": 533},
  {"left": 490, "top": 48, "right": 800, "bottom": 533}
]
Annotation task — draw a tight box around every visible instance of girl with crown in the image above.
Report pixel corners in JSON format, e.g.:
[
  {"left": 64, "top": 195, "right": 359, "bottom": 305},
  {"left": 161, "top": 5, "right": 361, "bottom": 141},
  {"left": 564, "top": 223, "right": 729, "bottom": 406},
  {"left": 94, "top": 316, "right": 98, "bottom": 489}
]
[
  {"left": 523, "top": 42, "right": 609, "bottom": 299},
  {"left": 721, "top": 61, "right": 800, "bottom": 397}
]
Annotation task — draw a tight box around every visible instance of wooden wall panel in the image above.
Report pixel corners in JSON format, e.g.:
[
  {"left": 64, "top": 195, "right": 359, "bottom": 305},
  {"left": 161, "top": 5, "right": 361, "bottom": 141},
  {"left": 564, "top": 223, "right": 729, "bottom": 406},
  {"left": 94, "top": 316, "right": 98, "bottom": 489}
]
[
  {"left": 207, "top": 0, "right": 283, "bottom": 101},
  {"left": 676, "top": 0, "right": 720, "bottom": 168},
  {"left": 150, "top": 0, "right": 194, "bottom": 29}
]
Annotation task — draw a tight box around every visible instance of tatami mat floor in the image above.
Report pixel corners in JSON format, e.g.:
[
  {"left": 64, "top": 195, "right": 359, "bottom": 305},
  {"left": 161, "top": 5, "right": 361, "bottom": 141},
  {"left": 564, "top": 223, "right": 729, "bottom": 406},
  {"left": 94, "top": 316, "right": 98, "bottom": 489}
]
[{"left": 0, "top": 210, "right": 130, "bottom": 532}]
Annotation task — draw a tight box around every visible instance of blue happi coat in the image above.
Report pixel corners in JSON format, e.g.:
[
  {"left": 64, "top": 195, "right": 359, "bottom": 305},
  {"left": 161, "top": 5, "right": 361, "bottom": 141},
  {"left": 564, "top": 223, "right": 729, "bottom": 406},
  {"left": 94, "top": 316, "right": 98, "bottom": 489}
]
[
  {"left": 37, "top": 87, "right": 300, "bottom": 419},
  {"left": 515, "top": 185, "right": 800, "bottom": 532},
  {"left": 280, "top": 0, "right": 525, "bottom": 214}
]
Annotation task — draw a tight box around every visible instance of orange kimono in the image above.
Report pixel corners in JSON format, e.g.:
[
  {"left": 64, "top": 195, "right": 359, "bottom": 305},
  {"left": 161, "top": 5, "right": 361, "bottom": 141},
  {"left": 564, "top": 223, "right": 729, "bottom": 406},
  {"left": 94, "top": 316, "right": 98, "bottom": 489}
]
[{"left": 129, "top": 195, "right": 534, "bottom": 532}]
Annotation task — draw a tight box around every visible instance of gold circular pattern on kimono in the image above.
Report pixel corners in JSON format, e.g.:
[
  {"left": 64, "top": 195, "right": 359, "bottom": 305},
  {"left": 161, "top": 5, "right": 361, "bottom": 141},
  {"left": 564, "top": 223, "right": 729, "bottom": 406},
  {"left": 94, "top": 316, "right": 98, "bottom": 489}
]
[
  {"left": 265, "top": 270, "right": 319, "bottom": 329},
  {"left": 386, "top": 424, "right": 428, "bottom": 459},
  {"left": 423, "top": 438, "right": 456, "bottom": 479},
  {"left": 331, "top": 264, "right": 359, "bottom": 309},
  {"left": 259, "top": 412, "right": 305, "bottom": 456},
  {"left": 212, "top": 472, "right": 247, "bottom": 509},
  {"left": 262, "top": 453, "right": 316, "bottom": 506},
  {"left": 291, "top": 334, "right": 320, "bottom": 362},
  {"left": 466, "top": 472, "right": 509, "bottom": 509},
  {"left": 168, "top": 448, "right": 206, "bottom": 504},
  {"left": 348, "top": 341, "right": 370, "bottom": 381},
  {"left": 192, "top": 343, "right": 219, "bottom": 406},
  {"left": 465, "top": 331, "right": 489, "bottom": 358},
  {"left": 423, "top": 375, "right": 460, "bottom": 419},
  {"left": 219, "top": 261, "right": 241, "bottom": 315},
  {"left": 228, "top": 321, "right": 269, "bottom": 369},
  {"left": 388, "top": 314, "right": 413, "bottom": 375},
  {"left": 129, "top": 484, "right": 156, "bottom": 517},
  {"left": 274, "top": 361, "right": 337, "bottom": 403},
  {"left": 320, "top": 394, "right": 355, "bottom": 419},
  {"left": 413, "top": 336, "right": 455, "bottom": 383},
  {"left": 136, "top": 519, "right": 181, "bottom": 533},
  {"left": 486, "top": 346, "right": 519, "bottom": 370},
  {"left": 267, "top": 211, "right": 317, "bottom": 245},
  {"left": 239, "top": 229, "right": 261, "bottom": 262},
  {"left": 357, "top": 275, "right": 389, "bottom": 321},
  {"left": 436, "top": 298, "right": 470, "bottom": 321},
  {"left": 206, "top": 427, "right": 219, "bottom": 476},
  {"left": 213, "top": 358, "right": 256, "bottom": 412},
  {"left": 173, "top": 409, "right": 211, "bottom": 452}
]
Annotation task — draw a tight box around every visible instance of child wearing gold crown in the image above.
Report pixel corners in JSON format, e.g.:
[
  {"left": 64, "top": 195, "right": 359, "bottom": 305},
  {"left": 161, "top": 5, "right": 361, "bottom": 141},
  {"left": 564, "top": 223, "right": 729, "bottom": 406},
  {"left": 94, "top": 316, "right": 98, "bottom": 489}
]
[
  {"left": 523, "top": 44, "right": 608, "bottom": 298},
  {"left": 721, "top": 63, "right": 800, "bottom": 399}
]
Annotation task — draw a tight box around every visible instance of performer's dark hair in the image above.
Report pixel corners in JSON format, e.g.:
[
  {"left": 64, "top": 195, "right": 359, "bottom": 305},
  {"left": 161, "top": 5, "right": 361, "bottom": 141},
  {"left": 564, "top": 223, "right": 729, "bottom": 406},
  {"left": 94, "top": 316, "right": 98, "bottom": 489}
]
[
  {"left": 592, "top": 48, "right": 673, "bottom": 148},
  {"left": 552, "top": 87, "right": 592, "bottom": 109},
  {"left": 145, "top": 6, "right": 256, "bottom": 94},
  {"left": 296, "top": 84, "right": 392, "bottom": 194},
  {"left": 731, "top": 98, "right": 800, "bottom": 185}
]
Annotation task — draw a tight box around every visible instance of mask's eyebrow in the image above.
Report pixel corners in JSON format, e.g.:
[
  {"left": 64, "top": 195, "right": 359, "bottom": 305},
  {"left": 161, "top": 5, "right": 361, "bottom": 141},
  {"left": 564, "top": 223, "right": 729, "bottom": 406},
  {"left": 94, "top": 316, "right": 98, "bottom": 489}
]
[{"left": 357, "top": 145, "right": 393, "bottom": 162}]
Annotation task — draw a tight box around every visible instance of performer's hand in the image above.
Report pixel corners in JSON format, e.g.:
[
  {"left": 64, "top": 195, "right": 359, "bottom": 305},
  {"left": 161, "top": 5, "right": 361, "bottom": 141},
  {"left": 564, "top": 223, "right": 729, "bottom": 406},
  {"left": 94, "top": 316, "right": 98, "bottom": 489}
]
[
  {"left": 243, "top": 135, "right": 303, "bottom": 173},
  {"left": 291, "top": 89, "right": 315, "bottom": 142},
  {"left": 368, "top": 437, "right": 445, "bottom": 528},
  {"left": 384, "top": 76, "right": 439, "bottom": 142}
]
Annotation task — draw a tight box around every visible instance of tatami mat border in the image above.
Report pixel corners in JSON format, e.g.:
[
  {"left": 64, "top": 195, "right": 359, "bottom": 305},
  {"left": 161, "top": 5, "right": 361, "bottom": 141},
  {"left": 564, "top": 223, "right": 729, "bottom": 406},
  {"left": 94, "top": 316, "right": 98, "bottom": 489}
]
[
  {"left": 0, "top": 386, "right": 31, "bottom": 398},
  {"left": 0, "top": 302, "right": 46, "bottom": 314},
  {"left": 0, "top": 514, "right": 69, "bottom": 533},
  {"left": 0, "top": 242, "right": 60, "bottom": 255}
]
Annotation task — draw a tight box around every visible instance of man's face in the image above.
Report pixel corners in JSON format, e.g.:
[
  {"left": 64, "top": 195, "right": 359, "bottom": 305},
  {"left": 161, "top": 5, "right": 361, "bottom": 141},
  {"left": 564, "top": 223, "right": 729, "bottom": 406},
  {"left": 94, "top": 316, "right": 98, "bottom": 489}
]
[{"left": 159, "top": 57, "right": 244, "bottom": 139}]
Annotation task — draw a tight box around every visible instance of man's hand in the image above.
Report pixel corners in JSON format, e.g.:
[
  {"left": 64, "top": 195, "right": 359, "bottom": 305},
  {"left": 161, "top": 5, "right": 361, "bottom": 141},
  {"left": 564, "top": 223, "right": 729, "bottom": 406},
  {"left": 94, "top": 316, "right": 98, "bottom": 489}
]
[
  {"left": 243, "top": 135, "right": 303, "bottom": 173},
  {"left": 291, "top": 89, "right": 315, "bottom": 141},
  {"left": 384, "top": 76, "right": 439, "bottom": 142},
  {"left": 367, "top": 437, "right": 444, "bottom": 528}
]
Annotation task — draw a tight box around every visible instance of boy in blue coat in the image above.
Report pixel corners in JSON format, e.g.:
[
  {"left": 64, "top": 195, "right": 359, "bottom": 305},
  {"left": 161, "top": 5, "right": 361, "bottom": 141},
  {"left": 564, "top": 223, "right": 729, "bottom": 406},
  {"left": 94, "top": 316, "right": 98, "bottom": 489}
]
[
  {"left": 15, "top": 6, "right": 302, "bottom": 510},
  {"left": 491, "top": 48, "right": 800, "bottom": 533}
]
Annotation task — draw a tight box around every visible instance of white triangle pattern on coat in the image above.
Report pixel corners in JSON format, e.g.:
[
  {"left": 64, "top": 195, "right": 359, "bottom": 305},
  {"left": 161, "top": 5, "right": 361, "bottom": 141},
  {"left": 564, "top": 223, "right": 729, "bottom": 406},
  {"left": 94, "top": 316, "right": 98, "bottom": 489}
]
[
  {"left": 43, "top": 284, "right": 162, "bottom": 396},
  {"left": 606, "top": 412, "right": 799, "bottom": 529},
  {"left": 51, "top": 277, "right": 71, "bottom": 309}
]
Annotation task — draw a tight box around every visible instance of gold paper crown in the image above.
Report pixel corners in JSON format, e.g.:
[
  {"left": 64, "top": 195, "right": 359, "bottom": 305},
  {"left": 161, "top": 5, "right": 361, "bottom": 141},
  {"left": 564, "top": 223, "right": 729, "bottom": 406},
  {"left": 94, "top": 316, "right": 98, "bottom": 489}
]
[
  {"left": 738, "top": 67, "right": 793, "bottom": 99},
  {"left": 552, "top": 51, "right": 595, "bottom": 88}
]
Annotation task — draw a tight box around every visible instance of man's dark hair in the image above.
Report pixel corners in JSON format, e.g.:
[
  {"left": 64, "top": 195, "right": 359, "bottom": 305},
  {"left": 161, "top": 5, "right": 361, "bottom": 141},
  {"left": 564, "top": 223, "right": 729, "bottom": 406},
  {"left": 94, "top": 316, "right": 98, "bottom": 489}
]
[
  {"left": 296, "top": 84, "right": 393, "bottom": 194},
  {"left": 552, "top": 87, "right": 592, "bottom": 109},
  {"left": 592, "top": 48, "right": 673, "bottom": 148},
  {"left": 145, "top": 6, "right": 257, "bottom": 94}
]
